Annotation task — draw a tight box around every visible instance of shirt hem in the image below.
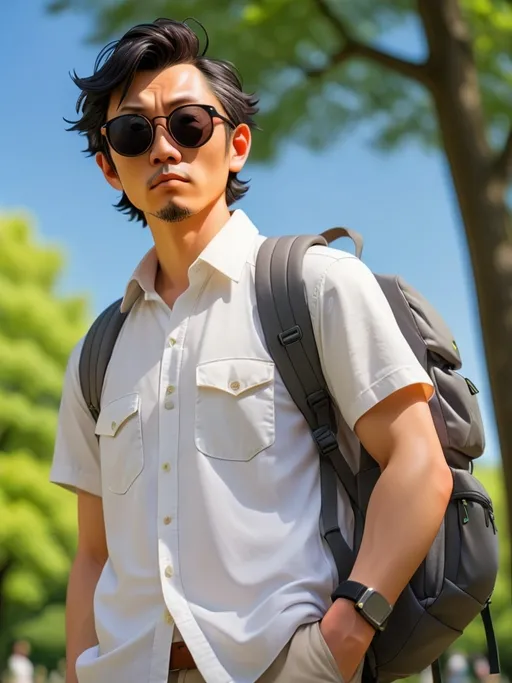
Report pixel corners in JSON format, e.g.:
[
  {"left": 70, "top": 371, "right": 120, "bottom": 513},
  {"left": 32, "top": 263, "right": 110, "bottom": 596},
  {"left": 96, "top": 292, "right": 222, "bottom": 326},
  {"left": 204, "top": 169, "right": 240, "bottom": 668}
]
[
  {"left": 50, "top": 466, "right": 102, "bottom": 497},
  {"left": 347, "top": 365, "right": 434, "bottom": 430}
]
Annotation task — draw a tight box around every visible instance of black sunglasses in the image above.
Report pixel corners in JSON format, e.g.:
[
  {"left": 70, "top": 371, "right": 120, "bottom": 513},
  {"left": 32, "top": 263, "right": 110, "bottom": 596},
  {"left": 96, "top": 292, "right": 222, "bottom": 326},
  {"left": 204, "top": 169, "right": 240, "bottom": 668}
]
[{"left": 101, "top": 104, "right": 236, "bottom": 157}]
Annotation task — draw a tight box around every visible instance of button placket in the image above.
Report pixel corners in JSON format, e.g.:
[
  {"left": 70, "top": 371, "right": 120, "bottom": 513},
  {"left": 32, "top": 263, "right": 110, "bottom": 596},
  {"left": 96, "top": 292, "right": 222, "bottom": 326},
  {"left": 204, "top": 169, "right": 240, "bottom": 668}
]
[
  {"left": 164, "top": 383, "right": 176, "bottom": 410},
  {"left": 158, "top": 289, "right": 203, "bottom": 623},
  {"left": 158, "top": 318, "right": 184, "bottom": 608}
]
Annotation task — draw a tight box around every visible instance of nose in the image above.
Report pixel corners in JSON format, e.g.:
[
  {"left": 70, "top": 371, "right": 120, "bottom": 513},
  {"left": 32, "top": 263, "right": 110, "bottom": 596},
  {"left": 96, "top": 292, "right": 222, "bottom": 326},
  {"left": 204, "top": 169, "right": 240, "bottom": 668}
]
[{"left": 149, "top": 119, "right": 183, "bottom": 166}]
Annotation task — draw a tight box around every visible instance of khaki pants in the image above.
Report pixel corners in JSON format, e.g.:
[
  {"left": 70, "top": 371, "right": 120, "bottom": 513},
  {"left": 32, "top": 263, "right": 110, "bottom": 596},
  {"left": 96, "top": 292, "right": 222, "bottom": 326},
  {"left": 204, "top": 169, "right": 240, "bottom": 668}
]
[{"left": 169, "top": 621, "right": 363, "bottom": 683}]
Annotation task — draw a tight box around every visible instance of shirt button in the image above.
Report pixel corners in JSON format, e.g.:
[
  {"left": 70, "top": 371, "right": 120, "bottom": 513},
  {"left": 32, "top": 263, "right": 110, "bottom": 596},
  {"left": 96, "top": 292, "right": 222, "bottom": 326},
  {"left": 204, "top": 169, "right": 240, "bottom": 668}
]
[
  {"left": 168, "top": 337, "right": 177, "bottom": 346},
  {"left": 166, "top": 385, "right": 175, "bottom": 395},
  {"left": 111, "top": 421, "right": 117, "bottom": 431},
  {"left": 163, "top": 516, "right": 172, "bottom": 525},
  {"left": 165, "top": 565, "right": 173, "bottom": 578},
  {"left": 162, "top": 462, "right": 171, "bottom": 472},
  {"left": 230, "top": 381, "right": 241, "bottom": 391},
  {"left": 164, "top": 400, "right": 175, "bottom": 410},
  {"left": 164, "top": 609, "right": 173, "bottom": 625}
]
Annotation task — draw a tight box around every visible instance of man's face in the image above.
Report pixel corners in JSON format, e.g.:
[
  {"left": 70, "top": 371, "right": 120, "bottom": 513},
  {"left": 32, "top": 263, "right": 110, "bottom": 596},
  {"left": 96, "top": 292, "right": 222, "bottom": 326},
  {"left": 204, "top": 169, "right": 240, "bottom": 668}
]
[{"left": 97, "top": 63, "right": 249, "bottom": 223}]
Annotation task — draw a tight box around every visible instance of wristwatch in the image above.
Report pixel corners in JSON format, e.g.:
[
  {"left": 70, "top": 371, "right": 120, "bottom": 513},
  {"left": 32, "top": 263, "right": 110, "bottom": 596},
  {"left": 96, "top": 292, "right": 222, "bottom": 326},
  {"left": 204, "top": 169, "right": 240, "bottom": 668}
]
[{"left": 331, "top": 580, "right": 393, "bottom": 632}]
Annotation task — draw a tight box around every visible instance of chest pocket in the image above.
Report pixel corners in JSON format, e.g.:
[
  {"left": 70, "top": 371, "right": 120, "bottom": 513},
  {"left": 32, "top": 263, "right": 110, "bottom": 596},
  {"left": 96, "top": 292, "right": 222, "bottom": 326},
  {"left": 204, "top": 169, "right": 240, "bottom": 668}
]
[
  {"left": 195, "top": 358, "right": 275, "bottom": 461},
  {"left": 95, "top": 393, "right": 144, "bottom": 494}
]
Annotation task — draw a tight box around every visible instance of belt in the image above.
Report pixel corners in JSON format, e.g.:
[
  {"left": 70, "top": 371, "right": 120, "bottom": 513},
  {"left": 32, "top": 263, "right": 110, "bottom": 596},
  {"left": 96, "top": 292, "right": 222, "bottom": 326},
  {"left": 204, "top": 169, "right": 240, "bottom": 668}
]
[{"left": 170, "top": 642, "right": 197, "bottom": 671}]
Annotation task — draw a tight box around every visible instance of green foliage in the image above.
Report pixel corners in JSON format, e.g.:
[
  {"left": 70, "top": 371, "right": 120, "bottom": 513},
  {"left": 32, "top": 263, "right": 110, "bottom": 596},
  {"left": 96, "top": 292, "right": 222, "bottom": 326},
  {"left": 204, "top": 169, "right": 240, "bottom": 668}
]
[
  {"left": 46, "top": 0, "right": 512, "bottom": 161},
  {"left": 0, "top": 213, "right": 89, "bottom": 669},
  {"left": 13, "top": 604, "right": 67, "bottom": 667}
]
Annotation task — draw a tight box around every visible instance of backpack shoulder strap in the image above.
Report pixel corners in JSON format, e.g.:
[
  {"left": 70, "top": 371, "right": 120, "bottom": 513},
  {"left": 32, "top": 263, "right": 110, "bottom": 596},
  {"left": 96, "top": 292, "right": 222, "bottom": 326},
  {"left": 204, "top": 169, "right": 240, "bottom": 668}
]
[
  {"left": 79, "top": 297, "right": 128, "bottom": 422},
  {"left": 255, "top": 235, "right": 359, "bottom": 580}
]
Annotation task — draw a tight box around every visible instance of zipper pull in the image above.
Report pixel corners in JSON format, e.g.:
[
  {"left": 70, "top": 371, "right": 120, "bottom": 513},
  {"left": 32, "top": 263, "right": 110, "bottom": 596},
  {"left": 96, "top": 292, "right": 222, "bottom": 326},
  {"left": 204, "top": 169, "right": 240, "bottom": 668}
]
[
  {"left": 461, "top": 499, "right": 470, "bottom": 525},
  {"left": 489, "top": 510, "right": 497, "bottom": 534}
]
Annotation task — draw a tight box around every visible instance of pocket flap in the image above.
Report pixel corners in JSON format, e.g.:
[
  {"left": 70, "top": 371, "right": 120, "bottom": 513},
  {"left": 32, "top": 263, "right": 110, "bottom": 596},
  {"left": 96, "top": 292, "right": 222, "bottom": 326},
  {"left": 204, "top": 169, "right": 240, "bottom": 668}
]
[
  {"left": 196, "top": 359, "right": 274, "bottom": 396},
  {"left": 95, "top": 393, "right": 140, "bottom": 437}
]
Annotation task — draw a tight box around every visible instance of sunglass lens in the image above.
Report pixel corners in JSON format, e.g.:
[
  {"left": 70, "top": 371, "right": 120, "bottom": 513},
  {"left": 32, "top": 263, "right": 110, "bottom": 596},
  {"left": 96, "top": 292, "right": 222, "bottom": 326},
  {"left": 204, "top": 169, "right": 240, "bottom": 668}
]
[
  {"left": 108, "top": 115, "right": 153, "bottom": 156},
  {"left": 170, "top": 106, "right": 212, "bottom": 148}
]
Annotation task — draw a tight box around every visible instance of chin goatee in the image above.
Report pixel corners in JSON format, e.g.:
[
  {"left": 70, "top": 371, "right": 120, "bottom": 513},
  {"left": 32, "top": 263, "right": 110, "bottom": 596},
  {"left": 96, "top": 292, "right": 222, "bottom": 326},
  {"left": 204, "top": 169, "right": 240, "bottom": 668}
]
[{"left": 155, "top": 203, "right": 192, "bottom": 223}]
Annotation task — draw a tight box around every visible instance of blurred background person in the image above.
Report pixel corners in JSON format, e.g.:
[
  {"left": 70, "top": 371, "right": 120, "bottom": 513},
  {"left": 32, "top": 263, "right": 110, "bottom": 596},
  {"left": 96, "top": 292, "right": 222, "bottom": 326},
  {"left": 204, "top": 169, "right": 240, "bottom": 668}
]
[{"left": 6, "top": 641, "right": 34, "bottom": 683}]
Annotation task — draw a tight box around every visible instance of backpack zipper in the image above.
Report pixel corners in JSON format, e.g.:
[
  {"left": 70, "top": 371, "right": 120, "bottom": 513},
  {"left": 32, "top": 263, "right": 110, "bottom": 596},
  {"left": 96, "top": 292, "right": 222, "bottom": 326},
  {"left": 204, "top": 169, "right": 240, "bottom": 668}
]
[
  {"left": 452, "top": 492, "right": 496, "bottom": 534},
  {"left": 452, "top": 491, "right": 491, "bottom": 506},
  {"left": 488, "top": 509, "right": 498, "bottom": 534},
  {"left": 461, "top": 499, "right": 470, "bottom": 525}
]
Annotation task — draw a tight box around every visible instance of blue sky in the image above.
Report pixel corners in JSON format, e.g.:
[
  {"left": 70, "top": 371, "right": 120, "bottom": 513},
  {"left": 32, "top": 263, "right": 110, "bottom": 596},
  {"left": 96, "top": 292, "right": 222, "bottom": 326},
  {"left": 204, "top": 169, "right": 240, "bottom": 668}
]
[{"left": 0, "top": 2, "right": 500, "bottom": 463}]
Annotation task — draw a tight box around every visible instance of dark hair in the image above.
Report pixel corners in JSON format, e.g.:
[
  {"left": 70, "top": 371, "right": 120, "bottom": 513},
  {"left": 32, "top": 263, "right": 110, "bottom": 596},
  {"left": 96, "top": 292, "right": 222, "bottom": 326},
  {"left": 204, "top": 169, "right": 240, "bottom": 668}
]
[{"left": 67, "top": 18, "right": 259, "bottom": 226}]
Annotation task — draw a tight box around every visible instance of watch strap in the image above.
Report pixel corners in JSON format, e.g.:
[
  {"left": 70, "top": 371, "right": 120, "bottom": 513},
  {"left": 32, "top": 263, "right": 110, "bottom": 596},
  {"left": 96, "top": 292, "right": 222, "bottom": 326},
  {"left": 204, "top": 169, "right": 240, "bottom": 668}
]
[{"left": 331, "top": 580, "right": 367, "bottom": 604}]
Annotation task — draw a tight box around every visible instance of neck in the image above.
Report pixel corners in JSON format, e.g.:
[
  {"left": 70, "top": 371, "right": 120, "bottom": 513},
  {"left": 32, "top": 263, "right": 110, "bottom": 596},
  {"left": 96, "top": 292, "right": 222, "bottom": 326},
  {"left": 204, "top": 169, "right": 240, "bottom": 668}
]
[{"left": 148, "top": 198, "right": 231, "bottom": 306}]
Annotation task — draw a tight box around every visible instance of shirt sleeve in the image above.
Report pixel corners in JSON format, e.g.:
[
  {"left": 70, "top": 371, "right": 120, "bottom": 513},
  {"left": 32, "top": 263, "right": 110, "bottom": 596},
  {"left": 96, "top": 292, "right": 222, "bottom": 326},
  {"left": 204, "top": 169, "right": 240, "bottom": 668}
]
[
  {"left": 49, "top": 338, "right": 102, "bottom": 497},
  {"left": 304, "top": 249, "right": 433, "bottom": 431}
]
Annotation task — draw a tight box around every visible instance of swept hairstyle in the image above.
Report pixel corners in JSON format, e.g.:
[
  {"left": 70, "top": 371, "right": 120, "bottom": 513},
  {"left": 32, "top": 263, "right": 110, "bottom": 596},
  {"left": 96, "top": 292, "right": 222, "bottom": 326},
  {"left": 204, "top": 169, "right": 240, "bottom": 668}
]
[{"left": 67, "top": 18, "right": 259, "bottom": 226}]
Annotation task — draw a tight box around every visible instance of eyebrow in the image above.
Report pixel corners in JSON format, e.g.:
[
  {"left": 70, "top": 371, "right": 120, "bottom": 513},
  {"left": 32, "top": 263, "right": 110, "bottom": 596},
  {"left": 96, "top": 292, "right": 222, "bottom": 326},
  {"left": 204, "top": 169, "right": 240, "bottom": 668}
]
[{"left": 116, "top": 95, "right": 200, "bottom": 114}]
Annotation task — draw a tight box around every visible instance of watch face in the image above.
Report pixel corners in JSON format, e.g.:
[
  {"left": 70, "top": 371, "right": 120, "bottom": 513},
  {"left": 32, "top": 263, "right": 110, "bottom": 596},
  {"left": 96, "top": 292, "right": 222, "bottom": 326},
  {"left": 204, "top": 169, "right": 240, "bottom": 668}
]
[{"left": 361, "top": 591, "right": 392, "bottom": 625}]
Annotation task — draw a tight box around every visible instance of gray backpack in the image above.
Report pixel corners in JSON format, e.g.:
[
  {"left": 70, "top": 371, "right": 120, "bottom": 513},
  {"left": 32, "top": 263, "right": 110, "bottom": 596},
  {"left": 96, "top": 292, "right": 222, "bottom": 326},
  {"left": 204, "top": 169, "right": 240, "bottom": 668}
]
[{"left": 79, "top": 228, "right": 500, "bottom": 683}]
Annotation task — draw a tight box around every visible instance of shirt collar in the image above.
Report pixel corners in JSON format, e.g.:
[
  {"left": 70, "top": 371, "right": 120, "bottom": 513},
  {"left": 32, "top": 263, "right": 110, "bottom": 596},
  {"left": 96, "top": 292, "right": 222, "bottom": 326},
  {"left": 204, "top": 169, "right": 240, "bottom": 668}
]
[
  {"left": 197, "top": 209, "right": 258, "bottom": 281},
  {"left": 120, "top": 210, "right": 259, "bottom": 313}
]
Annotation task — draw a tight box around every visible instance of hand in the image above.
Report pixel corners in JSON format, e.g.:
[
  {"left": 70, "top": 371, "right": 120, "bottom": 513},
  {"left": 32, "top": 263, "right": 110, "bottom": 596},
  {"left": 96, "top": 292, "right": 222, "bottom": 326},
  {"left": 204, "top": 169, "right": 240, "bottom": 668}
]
[{"left": 320, "top": 599, "right": 376, "bottom": 682}]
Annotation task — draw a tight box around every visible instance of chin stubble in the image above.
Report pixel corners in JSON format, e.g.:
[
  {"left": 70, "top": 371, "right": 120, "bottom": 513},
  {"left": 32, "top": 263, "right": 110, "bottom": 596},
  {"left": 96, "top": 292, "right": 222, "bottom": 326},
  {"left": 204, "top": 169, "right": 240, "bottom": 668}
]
[{"left": 154, "top": 202, "right": 193, "bottom": 224}]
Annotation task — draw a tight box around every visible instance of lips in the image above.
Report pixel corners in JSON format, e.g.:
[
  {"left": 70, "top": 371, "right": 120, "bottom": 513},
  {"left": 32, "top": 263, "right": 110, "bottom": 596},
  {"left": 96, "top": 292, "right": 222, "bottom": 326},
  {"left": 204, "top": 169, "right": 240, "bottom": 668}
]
[{"left": 151, "top": 173, "right": 188, "bottom": 189}]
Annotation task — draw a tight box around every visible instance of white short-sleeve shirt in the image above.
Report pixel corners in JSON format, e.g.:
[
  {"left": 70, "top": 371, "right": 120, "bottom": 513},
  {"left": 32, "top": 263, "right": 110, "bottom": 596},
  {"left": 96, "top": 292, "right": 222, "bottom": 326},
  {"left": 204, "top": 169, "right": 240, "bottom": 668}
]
[{"left": 50, "top": 210, "right": 432, "bottom": 683}]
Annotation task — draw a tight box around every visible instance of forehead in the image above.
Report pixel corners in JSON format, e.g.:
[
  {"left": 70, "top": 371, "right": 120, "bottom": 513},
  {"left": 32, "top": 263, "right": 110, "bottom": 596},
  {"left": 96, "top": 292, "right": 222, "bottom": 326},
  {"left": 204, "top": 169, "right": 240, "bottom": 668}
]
[{"left": 108, "top": 63, "right": 219, "bottom": 117}]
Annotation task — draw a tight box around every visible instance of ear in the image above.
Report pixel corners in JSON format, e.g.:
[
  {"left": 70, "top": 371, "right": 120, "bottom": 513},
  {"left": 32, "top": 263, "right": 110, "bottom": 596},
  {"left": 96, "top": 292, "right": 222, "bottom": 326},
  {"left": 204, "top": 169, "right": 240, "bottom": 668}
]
[
  {"left": 229, "top": 124, "right": 251, "bottom": 174},
  {"left": 96, "top": 152, "right": 123, "bottom": 192}
]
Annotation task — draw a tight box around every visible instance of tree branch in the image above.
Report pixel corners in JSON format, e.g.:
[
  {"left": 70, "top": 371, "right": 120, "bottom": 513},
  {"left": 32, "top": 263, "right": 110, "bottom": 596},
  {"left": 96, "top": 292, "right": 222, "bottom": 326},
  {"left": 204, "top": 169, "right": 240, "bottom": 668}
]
[
  {"left": 303, "top": 43, "right": 358, "bottom": 79},
  {"left": 494, "top": 126, "right": 512, "bottom": 182},
  {"left": 310, "top": 0, "right": 431, "bottom": 86},
  {"left": 349, "top": 43, "right": 430, "bottom": 84},
  {"left": 315, "top": 0, "right": 351, "bottom": 39}
]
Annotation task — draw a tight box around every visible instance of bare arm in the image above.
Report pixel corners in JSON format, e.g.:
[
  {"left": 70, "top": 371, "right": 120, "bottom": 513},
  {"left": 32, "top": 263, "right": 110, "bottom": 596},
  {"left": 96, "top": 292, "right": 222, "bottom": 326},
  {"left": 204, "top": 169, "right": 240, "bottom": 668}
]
[
  {"left": 66, "top": 490, "right": 108, "bottom": 683},
  {"left": 321, "top": 385, "right": 453, "bottom": 680},
  {"left": 350, "top": 384, "right": 453, "bottom": 601}
]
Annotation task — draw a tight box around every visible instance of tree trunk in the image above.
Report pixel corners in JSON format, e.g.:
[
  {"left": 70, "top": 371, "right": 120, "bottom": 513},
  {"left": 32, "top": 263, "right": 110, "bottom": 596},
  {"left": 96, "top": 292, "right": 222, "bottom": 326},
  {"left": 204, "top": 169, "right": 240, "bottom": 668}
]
[
  {"left": 0, "top": 560, "right": 12, "bottom": 667},
  {"left": 419, "top": 1, "right": 512, "bottom": 546},
  {"left": 0, "top": 562, "right": 9, "bottom": 622}
]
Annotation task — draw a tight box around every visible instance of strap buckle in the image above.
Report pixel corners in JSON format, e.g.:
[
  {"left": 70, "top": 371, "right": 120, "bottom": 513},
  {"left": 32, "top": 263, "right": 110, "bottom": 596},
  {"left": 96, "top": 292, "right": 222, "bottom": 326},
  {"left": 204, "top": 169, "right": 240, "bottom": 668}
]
[
  {"left": 307, "top": 389, "right": 330, "bottom": 414},
  {"left": 312, "top": 425, "right": 338, "bottom": 457},
  {"left": 278, "top": 325, "right": 302, "bottom": 346},
  {"left": 323, "top": 524, "right": 342, "bottom": 540}
]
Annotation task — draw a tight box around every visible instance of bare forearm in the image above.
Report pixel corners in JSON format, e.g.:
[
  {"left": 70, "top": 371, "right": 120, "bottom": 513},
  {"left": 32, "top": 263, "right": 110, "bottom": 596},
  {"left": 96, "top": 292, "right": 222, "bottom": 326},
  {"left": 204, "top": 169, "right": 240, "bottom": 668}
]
[
  {"left": 65, "top": 552, "right": 105, "bottom": 683},
  {"left": 321, "top": 448, "right": 452, "bottom": 682},
  {"left": 321, "top": 389, "right": 453, "bottom": 682},
  {"left": 349, "top": 450, "right": 452, "bottom": 603}
]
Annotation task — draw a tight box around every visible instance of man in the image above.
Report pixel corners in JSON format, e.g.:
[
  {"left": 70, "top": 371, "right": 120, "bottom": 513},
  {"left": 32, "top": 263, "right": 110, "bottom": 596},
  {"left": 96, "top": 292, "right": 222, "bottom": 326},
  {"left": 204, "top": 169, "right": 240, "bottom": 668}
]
[{"left": 50, "top": 17, "right": 453, "bottom": 683}]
